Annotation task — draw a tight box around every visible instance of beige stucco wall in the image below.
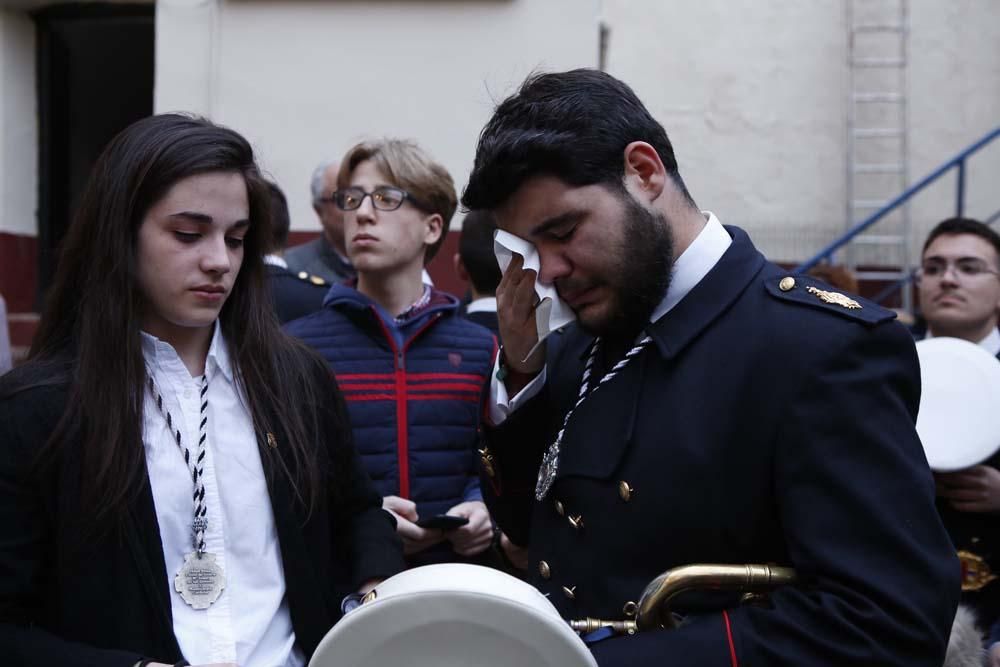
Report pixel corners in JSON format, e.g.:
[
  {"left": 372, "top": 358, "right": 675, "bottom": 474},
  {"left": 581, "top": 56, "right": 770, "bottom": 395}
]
[
  {"left": 1, "top": 0, "right": 996, "bottom": 264},
  {"left": 602, "top": 0, "right": 1000, "bottom": 263},
  {"left": 156, "top": 0, "right": 601, "bottom": 233},
  {"left": 0, "top": 8, "right": 37, "bottom": 236},
  {"left": 908, "top": 0, "right": 1000, "bottom": 240}
]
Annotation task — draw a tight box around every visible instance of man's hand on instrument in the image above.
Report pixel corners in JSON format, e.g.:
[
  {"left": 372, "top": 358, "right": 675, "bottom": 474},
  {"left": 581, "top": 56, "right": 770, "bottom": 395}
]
[
  {"left": 988, "top": 642, "right": 1000, "bottom": 667},
  {"left": 444, "top": 500, "right": 493, "bottom": 557},
  {"left": 496, "top": 253, "right": 546, "bottom": 392},
  {"left": 382, "top": 495, "right": 445, "bottom": 555},
  {"left": 936, "top": 465, "right": 1000, "bottom": 513}
]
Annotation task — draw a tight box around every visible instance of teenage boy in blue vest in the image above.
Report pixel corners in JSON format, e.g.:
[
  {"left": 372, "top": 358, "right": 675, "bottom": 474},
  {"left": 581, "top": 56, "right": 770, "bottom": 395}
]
[{"left": 286, "top": 139, "right": 497, "bottom": 565}]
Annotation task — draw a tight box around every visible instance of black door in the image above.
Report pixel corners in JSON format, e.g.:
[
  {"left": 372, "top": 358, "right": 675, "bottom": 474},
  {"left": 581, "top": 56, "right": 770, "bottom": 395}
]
[{"left": 34, "top": 3, "right": 154, "bottom": 306}]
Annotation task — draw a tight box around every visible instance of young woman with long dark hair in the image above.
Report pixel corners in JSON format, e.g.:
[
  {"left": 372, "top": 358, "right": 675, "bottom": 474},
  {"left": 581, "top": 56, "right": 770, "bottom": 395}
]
[{"left": 0, "top": 114, "right": 405, "bottom": 667}]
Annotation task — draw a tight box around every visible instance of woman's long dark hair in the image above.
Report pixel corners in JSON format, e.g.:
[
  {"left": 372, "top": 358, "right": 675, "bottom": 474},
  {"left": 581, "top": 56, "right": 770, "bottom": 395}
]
[{"left": 25, "top": 114, "right": 327, "bottom": 530}]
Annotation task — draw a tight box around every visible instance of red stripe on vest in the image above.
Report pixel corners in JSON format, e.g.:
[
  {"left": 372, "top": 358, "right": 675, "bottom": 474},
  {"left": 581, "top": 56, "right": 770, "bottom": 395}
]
[
  {"left": 336, "top": 372, "right": 395, "bottom": 381},
  {"left": 405, "top": 382, "right": 482, "bottom": 392},
  {"left": 343, "top": 394, "right": 396, "bottom": 402},
  {"left": 406, "top": 372, "right": 487, "bottom": 382}
]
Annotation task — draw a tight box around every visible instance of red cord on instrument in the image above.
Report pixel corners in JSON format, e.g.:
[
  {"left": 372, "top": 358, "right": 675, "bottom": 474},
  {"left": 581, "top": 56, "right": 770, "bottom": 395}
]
[{"left": 723, "top": 610, "right": 738, "bottom": 667}]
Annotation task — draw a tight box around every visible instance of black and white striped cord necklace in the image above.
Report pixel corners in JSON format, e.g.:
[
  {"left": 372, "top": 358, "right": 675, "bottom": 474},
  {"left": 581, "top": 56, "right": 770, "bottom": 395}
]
[
  {"left": 535, "top": 335, "right": 652, "bottom": 500},
  {"left": 147, "top": 372, "right": 226, "bottom": 610}
]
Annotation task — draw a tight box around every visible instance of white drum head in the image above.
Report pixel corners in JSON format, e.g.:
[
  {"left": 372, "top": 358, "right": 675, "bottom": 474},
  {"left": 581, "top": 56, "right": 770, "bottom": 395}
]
[
  {"left": 310, "top": 564, "right": 596, "bottom": 667},
  {"left": 916, "top": 337, "right": 1000, "bottom": 471}
]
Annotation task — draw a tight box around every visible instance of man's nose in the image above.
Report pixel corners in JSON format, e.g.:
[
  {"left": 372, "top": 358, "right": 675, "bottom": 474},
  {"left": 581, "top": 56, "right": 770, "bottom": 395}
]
[
  {"left": 939, "top": 264, "right": 962, "bottom": 285},
  {"left": 537, "top": 249, "right": 571, "bottom": 285}
]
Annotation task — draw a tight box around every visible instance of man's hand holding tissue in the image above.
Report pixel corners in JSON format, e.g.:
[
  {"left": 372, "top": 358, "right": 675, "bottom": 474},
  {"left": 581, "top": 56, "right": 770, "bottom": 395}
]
[{"left": 496, "top": 252, "right": 546, "bottom": 393}]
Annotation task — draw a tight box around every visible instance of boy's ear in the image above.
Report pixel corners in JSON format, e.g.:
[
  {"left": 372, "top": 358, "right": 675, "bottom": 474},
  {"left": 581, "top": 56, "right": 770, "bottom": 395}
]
[{"left": 424, "top": 214, "right": 444, "bottom": 247}]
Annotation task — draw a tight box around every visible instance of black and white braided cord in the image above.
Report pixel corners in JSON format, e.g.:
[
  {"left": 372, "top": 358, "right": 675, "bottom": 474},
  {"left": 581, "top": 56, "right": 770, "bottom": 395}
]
[
  {"left": 534, "top": 335, "right": 652, "bottom": 500},
  {"left": 147, "top": 374, "right": 210, "bottom": 555}
]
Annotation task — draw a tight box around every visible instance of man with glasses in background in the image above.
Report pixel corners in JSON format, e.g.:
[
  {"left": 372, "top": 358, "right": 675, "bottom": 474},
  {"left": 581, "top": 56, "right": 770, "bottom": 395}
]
[
  {"left": 916, "top": 217, "right": 1000, "bottom": 665},
  {"left": 916, "top": 217, "right": 1000, "bottom": 349},
  {"left": 286, "top": 160, "right": 357, "bottom": 284}
]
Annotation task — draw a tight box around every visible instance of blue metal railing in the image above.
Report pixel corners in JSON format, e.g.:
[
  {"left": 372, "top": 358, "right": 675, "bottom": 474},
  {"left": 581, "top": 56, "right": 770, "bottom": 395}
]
[{"left": 795, "top": 126, "right": 1000, "bottom": 286}]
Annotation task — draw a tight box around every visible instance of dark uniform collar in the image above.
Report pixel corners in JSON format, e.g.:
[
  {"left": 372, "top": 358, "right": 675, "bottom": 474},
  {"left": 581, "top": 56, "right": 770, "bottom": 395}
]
[
  {"left": 645, "top": 225, "right": 765, "bottom": 361},
  {"left": 317, "top": 234, "right": 355, "bottom": 278}
]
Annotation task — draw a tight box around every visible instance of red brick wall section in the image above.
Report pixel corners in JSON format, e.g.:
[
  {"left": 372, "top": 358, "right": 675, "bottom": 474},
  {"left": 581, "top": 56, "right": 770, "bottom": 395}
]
[
  {"left": 0, "top": 232, "right": 40, "bottom": 358},
  {"left": 0, "top": 231, "right": 37, "bottom": 314}
]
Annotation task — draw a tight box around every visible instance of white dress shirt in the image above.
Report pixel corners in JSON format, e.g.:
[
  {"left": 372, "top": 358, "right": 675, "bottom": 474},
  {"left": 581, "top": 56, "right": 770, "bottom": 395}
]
[
  {"left": 489, "top": 211, "right": 732, "bottom": 423},
  {"left": 264, "top": 254, "right": 289, "bottom": 269},
  {"left": 466, "top": 296, "right": 498, "bottom": 314},
  {"left": 925, "top": 326, "right": 1000, "bottom": 357},
  {"left": 141, "top": 324, "right": 304, "bottom": 667}
]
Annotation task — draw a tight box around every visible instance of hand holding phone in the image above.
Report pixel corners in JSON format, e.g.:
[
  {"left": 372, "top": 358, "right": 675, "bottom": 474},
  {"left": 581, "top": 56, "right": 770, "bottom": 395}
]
[{"left": 415, "top": 514, "right": 470, "bottom": 531}]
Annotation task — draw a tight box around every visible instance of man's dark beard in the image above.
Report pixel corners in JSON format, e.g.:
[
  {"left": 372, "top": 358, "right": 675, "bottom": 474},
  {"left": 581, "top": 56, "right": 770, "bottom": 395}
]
[{"left": 579, "top": 192, "right": 674, "bottom": 341}]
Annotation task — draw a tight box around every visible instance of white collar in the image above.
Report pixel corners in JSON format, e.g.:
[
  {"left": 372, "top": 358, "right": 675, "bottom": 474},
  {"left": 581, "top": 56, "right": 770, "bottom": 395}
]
[
  {"left": 466, "top": 297, "right": 497, "bottom": 314},
  {"left": 140, "top": 320, "right": 234, "bottom": 383},
  {"left": 980, "top": 328, "right": 1000, "bottom": 356},
  {"left": 649, "top": 211, "right": 731, "bottom": 323},
  {"left": 926, "top": 327, "right": 1000, "bottom": 357},
  {"left": 263, "top": 254, "right": 288, "bottom": 269}
]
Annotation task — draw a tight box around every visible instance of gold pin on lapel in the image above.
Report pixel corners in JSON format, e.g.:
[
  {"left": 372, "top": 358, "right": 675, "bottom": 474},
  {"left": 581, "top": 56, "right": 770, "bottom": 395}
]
[
  {"left": 806, "top": 286, "right": 861, "bottom": 310},
  {"left": 266, "top": 432, "right": 278, "bottom": 449},
  {"left": 478, "top": 447, "right": 496, "bottom": 478}
]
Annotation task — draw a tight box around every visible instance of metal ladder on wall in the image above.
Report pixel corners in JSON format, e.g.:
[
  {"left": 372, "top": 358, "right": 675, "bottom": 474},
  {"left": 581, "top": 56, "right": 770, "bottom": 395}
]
[{"left": 845, "top": 0, "right": 911, "bottom": 310}]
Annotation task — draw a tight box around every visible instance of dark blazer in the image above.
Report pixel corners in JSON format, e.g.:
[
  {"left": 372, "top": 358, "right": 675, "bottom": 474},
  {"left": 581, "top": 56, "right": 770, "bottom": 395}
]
[
  {"left": 464, "top": 310, "right": 500, "bottom": 339},
  {"left": 481, "top": 227, "right": 959, "bottom": 666},
  {"left": 284, "top": 237, "right": 355, "bottom": 285},
  {"left": 0, "top": 353, "right": 405, "bottom": 666},
  {"left": 267, "top": 263, "right": 329, "bottom": 324}
]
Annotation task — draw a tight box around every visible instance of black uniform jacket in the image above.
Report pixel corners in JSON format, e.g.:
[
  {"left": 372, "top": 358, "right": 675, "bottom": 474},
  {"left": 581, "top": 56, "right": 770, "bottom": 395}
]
[
  {"left": 464, "top": 310, "right": 500, "bottom": 339},
  {"left": 0, "top": 353, "right": 406, "bottom": 666},
  {"left": 267, "top": 263, "right": 329, "bottom": 324},
  {"left": 482, "top": 227, "right": 959, "bottom": 667}
]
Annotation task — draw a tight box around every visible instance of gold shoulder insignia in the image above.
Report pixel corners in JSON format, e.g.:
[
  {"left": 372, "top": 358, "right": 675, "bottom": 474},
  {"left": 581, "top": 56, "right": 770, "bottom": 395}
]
[
  {"left": 296, "top": 271, "right": 327, "bottom": 286},
  {"left": 806, "top": 286, "right": 861, "bottom": 310},
  {"left": 958, "top": 549, "right": 998, "bottom": 591}
]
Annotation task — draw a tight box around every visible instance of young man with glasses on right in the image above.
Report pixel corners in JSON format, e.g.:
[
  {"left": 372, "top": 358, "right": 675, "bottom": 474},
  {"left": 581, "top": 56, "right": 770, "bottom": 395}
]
[
  {"left": 916, "top": 217, "right": 1000, "bottom": 350},
  {"left": 285, "top": 139, "right": 500, "bottom": 568},
  {"left": 916, "top": 217, "right": 1000, "bottom": 665}
]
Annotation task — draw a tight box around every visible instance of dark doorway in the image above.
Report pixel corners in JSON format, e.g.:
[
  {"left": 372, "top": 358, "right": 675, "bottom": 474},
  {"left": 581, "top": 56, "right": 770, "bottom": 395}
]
[{"left": 34, "top": 3, "right": 154, "bottom": 305}]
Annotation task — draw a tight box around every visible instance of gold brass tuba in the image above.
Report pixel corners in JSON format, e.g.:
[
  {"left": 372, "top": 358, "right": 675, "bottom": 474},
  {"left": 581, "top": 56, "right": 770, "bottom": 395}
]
[{"left": 569, "top": 563, "right": 798, "bottom": 636}]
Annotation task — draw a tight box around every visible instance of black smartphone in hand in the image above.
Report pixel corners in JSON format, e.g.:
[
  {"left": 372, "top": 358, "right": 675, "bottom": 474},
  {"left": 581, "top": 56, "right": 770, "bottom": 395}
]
[{"left": 415, "top": 514, "right": 469, "bottom": 531}]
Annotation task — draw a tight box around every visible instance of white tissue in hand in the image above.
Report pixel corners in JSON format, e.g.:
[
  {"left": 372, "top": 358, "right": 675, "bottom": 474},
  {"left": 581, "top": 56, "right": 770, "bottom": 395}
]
[{"left": 494, "top": 230, "right": 576, "bottom": 359}]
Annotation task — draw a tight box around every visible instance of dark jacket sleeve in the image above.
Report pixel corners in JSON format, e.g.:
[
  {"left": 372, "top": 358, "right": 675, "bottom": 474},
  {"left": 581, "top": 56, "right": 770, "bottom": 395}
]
[
  {"left": 480, "top": 388, "right": 554, "bottom": 547},
  {"left": 316, "top": 362, "right": 406, "bottom": 588},
  {"left": 0, "top": 387, "right": 146, "bottom": 667},
  {"left": 591, "top": 321, "right": 960, "bottom": 666}
]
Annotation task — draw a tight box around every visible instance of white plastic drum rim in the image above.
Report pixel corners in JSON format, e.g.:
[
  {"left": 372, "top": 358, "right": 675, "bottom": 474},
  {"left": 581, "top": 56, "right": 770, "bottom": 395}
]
[
  {"left": 916, "top": 337, "right": 1000, "bottom": 471},
  {"left": 309, "top": 563, "right": 597, "bottom": 667}
]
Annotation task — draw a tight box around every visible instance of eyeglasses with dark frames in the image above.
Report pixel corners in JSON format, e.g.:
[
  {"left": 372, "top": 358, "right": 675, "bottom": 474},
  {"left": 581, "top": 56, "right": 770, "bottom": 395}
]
[{"left": 334, "top": 186, "right": 427, "bottom": 212}]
